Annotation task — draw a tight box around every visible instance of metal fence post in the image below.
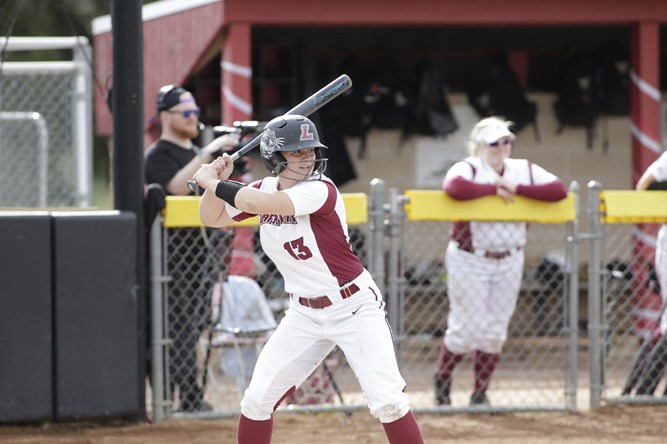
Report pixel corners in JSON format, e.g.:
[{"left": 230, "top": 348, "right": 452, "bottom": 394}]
[
  {"left": 150, "top": 215, "right": 171, "bottom": 422},
  {"left": 587, "top": 180, "right": 604, "bottom": 410},
  {"left": 387, "top": 188, "right": 400, "bottom": 335},
  {"left": 368, "top": 178, "right": 386, "bottom": 296},
  {"left": 387, "top": 189, "right": 408, "bottom": 361},
  {"left": 565, "top": 181, "right": 581, "bottom": 411},
  {"left": 72, "top": 39, "right": 93, "bottom": 207}
]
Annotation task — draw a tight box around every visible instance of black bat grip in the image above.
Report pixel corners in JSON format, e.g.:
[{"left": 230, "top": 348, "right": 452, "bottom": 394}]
[{"left": 186, "top": 148, "right": 246, "bottom": 192}]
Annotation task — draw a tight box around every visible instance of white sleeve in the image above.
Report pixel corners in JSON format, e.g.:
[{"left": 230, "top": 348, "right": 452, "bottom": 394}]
[
  {"left": 647, "top": 152, "right": 667, "bottom": 182},
  {"left": 445, "top": 160, "right": 475, "bottom": 181},
  {"left": 528, "top": 162, "right": 559, "bottom": 185},
  {"left": 225, "top": 202, "right": 242, "bottom": 218},
  {"left": 282, "top": 180, "right": 331, "bottom": 216}
]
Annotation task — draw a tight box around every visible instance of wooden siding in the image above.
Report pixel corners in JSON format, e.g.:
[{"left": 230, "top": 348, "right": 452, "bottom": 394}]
[{"left": 93, "top": 1, "right": 223, "bottom": 140}]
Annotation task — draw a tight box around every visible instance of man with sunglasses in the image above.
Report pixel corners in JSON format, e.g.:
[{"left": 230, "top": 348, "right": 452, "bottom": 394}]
[
  {"left": 434, "top": 116, "right": 567, "bottom": 407},
  {"left": 146, "top": 84, "right": 237, "bottom": 195},
  {"left": 145, "top": 85, "right": 237, "bottom": 412}
]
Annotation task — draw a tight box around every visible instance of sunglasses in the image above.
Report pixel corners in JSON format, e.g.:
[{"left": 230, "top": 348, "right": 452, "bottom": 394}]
[
  {"left": 166, "top": 108, "right": 201, "bottom": 118},
  {"left": 488, "top": 138, "right": 513, "bottom": 147}
]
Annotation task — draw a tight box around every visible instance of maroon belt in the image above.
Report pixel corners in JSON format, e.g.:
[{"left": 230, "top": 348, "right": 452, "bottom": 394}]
[
  {"left": 297, "top": 283, "right": 360, "bottom": 309},
  {"left": 457, "top": 243, "right": 521, "bottom": 260},
  {"left": 485, "top": 250, "right": 512, "bottom": 260},
  {"left": 483, "top": 248, "right": 522, "bottom": 260}
]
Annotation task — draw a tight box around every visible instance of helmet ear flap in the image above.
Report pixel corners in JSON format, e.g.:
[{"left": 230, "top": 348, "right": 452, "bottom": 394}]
[{"left": 262, "top": 151, "right": 287, "bottom": 175}]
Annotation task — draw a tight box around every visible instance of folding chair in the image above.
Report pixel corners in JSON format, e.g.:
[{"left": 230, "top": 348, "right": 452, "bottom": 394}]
[{"left": 202, "top": 275, "right": 277, "bottom": 393}]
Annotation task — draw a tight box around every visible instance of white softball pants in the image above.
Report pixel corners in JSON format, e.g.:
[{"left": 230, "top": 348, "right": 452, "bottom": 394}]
[
  {"left": 240, "top": 270, "right": 410, "bottom": 423},
  {"left": 444, "top": 242, "right": 525, "bottom": 354}
]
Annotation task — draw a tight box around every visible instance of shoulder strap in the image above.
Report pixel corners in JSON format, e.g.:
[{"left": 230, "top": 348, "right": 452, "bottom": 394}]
[
  {"left": 527, "top": 161, "right": 534, "bottom": 185},
  {"left": 464, "top": 160, "right": 476, "bottom": 179}
]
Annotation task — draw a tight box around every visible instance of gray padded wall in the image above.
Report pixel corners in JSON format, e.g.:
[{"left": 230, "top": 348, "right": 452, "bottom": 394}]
[
  {"left": 0, "top": 213, "right": 53, "bottom": 422},
  {"left": 53, "top": 211, "right": 140, "bottom": 420}
]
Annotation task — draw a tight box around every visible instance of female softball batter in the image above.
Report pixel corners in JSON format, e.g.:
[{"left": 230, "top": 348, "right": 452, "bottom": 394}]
[
  {"left": 193, "top": 115, "right": 423, "bottom": 443},
  {"left": 434, "top": 116, "right": 567, "bottom": 406}
]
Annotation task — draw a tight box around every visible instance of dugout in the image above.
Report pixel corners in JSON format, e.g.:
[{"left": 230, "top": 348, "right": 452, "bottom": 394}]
[
  {"left": 92, "top": 0, "right": 667, "bottom": 197},
  {"left": 91, "top": 0, "right": 667, "bottom": 360}
]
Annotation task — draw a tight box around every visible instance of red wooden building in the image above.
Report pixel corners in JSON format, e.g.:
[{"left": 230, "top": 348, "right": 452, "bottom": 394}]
[
  {"left": 92, "top": 0, "right": 666, "bottom": 179},
  {"left": 93, "top": 0, "right": 666, "bottom": 338}
]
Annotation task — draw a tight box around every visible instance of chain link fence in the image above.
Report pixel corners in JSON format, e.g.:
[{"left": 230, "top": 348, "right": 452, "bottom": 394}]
[
  {"left": 148, "top": 182, "right": 667, "bottom": 417},
  {"left": 149, "top": 184, "right": 581, "bottom": 421},
  {"left": 395, "top": 223, "right": 575, "bottom": 410},
  {"left": 394, "top": 186, "right": 579, "bottom": 412},
  {"left": 587, "top": 184, "right": 667, "bottom": 409},
  {"left": 148, "top": 195, "right": 371, "bottom": 420},
  {"left": 0, "top": 37, "right": 93, "bottom": 207}
]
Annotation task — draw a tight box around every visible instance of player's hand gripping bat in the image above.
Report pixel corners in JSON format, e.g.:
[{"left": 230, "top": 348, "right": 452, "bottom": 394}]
[{"left": 187, "top": 74, "right": 352, "bottom": 192}]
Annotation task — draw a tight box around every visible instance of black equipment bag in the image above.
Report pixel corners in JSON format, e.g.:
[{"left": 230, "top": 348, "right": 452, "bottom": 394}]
[
  {"left": 467, "top": 56, "right": 539, "bottom": 140},
  {"left": 553, "top": 47, "right": 600, "bottom": 148}
]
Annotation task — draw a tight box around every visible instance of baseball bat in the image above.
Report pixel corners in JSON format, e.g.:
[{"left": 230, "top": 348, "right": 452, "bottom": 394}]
[{"left": 187, "top": 74, "right": 353, "bottom": 192}]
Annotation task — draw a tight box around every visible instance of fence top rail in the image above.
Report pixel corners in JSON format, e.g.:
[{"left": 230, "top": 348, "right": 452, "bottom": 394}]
[
  {"left": 404, "top": 190, "right": 576, "bottom": 223},
  {"left": 0, "top": 36, "right": 90, "bottom": 51},
  {"left": 0, "top": 61, "right": 82, "bottom": 74},
  {"left": 601, "top": 190, "right": 667, "bottom": 223},
  {"left": 162, "top": 193, "right": 368, "bottom": 228}
]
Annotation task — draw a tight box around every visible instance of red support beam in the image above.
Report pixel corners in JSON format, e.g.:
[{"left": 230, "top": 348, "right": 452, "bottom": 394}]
[
  {"left": 630, "top": 22, "right": 663, "bottom": 340},
  {"left": 221, "top": 23, "right": 252, "bottom": 125},
  {"left": 630, "top": 22, "right": 661, "bottom": 186}
]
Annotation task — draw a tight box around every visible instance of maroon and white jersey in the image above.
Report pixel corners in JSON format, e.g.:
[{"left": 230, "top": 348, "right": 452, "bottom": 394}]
[
  {"left": 444, "top": 156, "right": 564, "bottom": 251},
  {"left": 226, "top": 174, "right": 364, "bottom": 298}
]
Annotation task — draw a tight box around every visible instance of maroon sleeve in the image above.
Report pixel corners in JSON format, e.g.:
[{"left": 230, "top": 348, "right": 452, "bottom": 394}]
[
  {"left": 443, "top": 176, "right": 497, "bottom": 201},
  {"left": 516, "top": 180, "right": 568, "bottom": 202},
  {"left": 312, "top": 181, "right": 337, "bottom": 216},
  {"left": 231, "top": 213, "right": 253, "bottom": 222}
]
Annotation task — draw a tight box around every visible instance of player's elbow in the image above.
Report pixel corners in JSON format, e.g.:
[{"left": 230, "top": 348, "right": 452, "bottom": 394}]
[
  {"left": 199, "top": 213, "right": 216, "bottom": 227},
  {"left": 199, "top": 204, "right": 227, "bottom": 228},
  {"left": 550, "top": 181, "right": 568, "bottom": 201}
]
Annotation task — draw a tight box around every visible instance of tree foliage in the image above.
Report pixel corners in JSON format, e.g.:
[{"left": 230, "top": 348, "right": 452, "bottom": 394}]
[{"left": 1, "top": 0, "right": 112, "bottom": 61}]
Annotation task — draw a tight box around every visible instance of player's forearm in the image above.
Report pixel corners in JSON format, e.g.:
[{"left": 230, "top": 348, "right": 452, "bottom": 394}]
[
  {"left": 443, "top": 176, "right": 497, "bottom": 200},
  {"left": 199, "top": 180, "right": 233, "bottom": 227},
  {"left": 200, "top": 190, "right": 236, "bottom": 227},
  {"left": 516, "top": 180, "right": 567, "bottom": 201},
  {"left": 636, "top": 171, "right": 656, "bottom": 191}
]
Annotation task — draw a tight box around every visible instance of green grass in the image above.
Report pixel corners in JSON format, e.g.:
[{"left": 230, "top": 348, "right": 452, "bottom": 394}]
[{"left": 92, "top": 176, "right": 113, "bottom": 210}]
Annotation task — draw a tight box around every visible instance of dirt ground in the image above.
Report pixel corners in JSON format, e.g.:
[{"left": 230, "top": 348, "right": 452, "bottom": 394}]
[{"left": 1, "top": 405, "right": 666, "bottom": 444}]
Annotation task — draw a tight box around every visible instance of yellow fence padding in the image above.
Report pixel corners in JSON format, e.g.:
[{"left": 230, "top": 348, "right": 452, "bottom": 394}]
[
  {"left": 601, "top": 190, "right": 667, "bottom": 224},
  {"left": 163, "top": 196, "right": 257, "bottom": 228},
  {"left": 404, "top": 190, "right": 576, "bottom": 223},
  {"left": 340, "top": 193, "right": 368, "bottom": 225},
  {"left": 163, "top": 193, "right": 368, "bottom": 228}
]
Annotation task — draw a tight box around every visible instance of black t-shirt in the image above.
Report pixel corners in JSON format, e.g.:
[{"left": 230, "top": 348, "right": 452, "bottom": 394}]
[{"left": 145, "top": 139, "right": 198, "bottom": 194}]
